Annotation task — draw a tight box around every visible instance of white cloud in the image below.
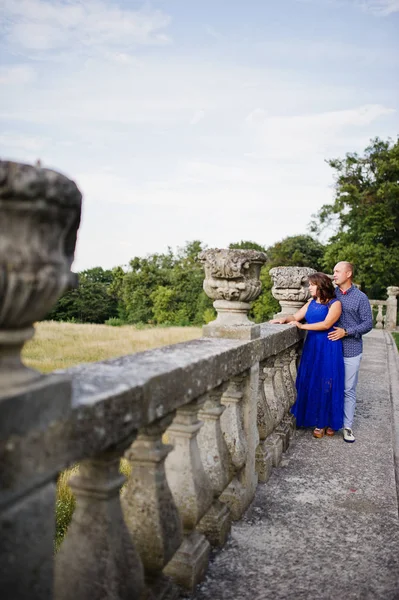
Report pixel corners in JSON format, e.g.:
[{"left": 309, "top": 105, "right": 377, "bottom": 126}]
[
  {"left": 358, "top": 0, "right": 399, "bottom": 14},
  {"left": 255, "top": 38, "right": 398, "bottom": 68},
  {"left": 190, "top": 110, "right": 205, "bottom": 126},
  {"left": 0, "top": 65, "right": 36, "bottom": 85},
  {"left": 0, "top": 132, "right": 49, "bottom": 152},
  {"left": 295, "top": 0, "right": 399, "bottom": 14},
  {"left": 245, "top": 104, "right": 396, "bottom": 159},
  {"left": 0, "top": 55, "right": 374, "bottom": 131},
  {"left": 0, "top": 0, "right": 171, "bottom": 57}
]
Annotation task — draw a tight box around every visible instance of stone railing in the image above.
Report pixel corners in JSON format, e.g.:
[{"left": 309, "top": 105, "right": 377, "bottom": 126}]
[
  {"left": 0, "top": 161, "right": 314, "bottom": 600},
  {"left": 369, "top": 288, "right": 399, "bottom": 330}
]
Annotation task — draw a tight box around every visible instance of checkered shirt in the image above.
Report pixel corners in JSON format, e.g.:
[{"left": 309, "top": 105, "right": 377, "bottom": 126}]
[{"left": 335, "top": 285, "right": 373, "bottom": 357}]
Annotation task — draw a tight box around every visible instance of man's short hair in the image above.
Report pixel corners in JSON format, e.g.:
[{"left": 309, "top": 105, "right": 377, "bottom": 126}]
[{"left": 342, "top": 261, "right": 354, "bottom": 278}]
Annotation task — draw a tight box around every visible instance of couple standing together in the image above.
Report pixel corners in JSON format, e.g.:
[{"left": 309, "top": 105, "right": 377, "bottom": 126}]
[{"left": 271, "top": 262, "right": 373, "bottom": 443}]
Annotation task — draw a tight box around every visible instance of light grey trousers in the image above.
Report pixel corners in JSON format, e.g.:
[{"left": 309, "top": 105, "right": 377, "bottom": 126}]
[{"left": 343, "top": 353, "right": 363, "bottom": 429}]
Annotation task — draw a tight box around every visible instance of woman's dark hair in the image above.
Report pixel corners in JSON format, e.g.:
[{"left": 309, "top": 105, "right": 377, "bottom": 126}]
[{"left": 308, "top": 272, "right": 335, "bottom": 304}]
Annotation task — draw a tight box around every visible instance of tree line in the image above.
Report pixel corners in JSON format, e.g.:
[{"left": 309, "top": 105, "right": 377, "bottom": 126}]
[{"left": 46, "top": 137, "right": 399, "bottom": 326}]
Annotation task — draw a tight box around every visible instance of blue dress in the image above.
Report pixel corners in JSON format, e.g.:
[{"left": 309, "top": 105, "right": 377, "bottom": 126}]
[{"left": 291, "top": 299, "right": 344, "bottom": 430}]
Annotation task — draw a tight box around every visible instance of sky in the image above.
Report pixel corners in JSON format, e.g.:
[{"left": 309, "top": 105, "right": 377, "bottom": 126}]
[{"left": 1, "top": 0, "right": 398, "bottom": 271}]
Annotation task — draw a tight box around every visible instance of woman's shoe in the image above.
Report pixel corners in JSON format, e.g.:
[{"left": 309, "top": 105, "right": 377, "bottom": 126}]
[
  {"left": 313, "top": 427, "right": 325, "bottom": 438},
  {"left": 326, "top": 427, "right": 335, "bottom": 436}
]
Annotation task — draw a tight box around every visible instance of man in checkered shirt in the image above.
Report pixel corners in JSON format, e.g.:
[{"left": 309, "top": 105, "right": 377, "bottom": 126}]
[{"left": 328, "top": 261, "right": 373, "bottom": 443}]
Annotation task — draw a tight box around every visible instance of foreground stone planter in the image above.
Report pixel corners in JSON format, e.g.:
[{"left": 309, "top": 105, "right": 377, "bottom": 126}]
[{"left": 0, "top": 161, "right": 82, "bottom": 393}]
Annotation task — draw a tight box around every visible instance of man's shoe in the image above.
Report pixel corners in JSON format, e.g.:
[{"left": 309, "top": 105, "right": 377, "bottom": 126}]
[{"left": 343, "top": 427, "right": 355, "bottom": 443}]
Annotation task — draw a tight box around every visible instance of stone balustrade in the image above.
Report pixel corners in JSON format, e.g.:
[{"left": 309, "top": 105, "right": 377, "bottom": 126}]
[
  {"left": 369, "top": 288, "right": 399, "bottom": 331},
  {"left": 0, "top": 161, "right": 319, "bottom": 599}
]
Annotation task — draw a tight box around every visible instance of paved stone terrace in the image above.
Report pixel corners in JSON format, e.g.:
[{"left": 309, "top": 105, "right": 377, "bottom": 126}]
[{"left": 194, "top": 330, "right": 399, "bottom": 600}]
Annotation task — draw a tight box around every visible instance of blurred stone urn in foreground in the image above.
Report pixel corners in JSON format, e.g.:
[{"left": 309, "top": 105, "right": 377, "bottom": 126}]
[
  {"left": 0, "top": 161, "right": 82, "bottom": 393},
  {"left": 199, "top": 248, "right": 267, "bottom": 339},
  {"left": 270, "top": 266, "right": 316, "bottom": 317}
]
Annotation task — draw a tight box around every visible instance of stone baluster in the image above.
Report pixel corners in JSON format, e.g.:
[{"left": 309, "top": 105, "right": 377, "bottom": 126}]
[
  {"left": 376, "top": 304, "right": 384, "bottom": 329},
  {"left": 55, "top": 443, "right": 145, "bottom": 600},
  {"left": 220, "top": 375, "right": 248, "bottom": 478},
  {"left": 289, "top": 346, "right": 299, "bottom": 383},
  {"left": 256, "top": 362, "right": 274, "bottom": 482},
  {"left": 269, "top": 266, "right": 315, "bottom": 317},
  {"left": 196, "top": 385, "right": 232, "bottom": 547},
  {"left": 121, "top": 415, "right": 183, "bottom": 599},
  {"left": 279, "top": 348, "right": 298, "bottom": 442},
  {"left": 273, "top": 352, "right": 294, "bottom": 452},
  {"left": 219, "top": 365, "right": 260, "bottom": 520},
  {"left": 163, "top": 398, "right": 213, "bottom": 592},
  {"left": 257, "top": 357, "right": 284, "bottom": 467},
  {"left": 0, "top": 160, "right": 81, "bottom": 600},
  {"left": 281, "top": 348, "right": 296, "bottom": 407},
  {"left": 386, "top": 287, "right": 399, "bottom": 331},
  {"left": 199, "top": 248, "right": 267, "bottom": 340},
  {"left": 218, "top": 374, "right": 249, "bottom": 516}
]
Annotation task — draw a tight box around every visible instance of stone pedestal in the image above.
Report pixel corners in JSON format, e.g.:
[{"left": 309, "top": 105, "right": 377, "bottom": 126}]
[
  {"left": 284, "top": 413, "right": 296, "bottom": 442},
  {"left": 197, "top": 500, "right": 231, "bottom": 547},
  {"left": 275, "top": 419, "right": 291, "bottom": 452},
  {"left": 219, "top": 472, "right": 248, "bottom": 521},
  {"left": 263, "top": 432, "right": 284, "bottom": 467},
  {"left": 255, "top": 442, "right": 273, "bottom": 483},
  {"left": 163, "top": 531, "right": 210, "bottom": 593}
]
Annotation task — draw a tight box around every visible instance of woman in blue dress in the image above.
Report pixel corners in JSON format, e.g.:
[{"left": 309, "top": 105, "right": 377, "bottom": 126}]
[{"left": 271, "top": 272, "right": 344, "bottom": 438}]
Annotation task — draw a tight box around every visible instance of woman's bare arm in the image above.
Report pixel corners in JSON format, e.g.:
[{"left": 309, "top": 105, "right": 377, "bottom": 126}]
[
  {"left": 293, "top": 300, "right": 342, "bottom": 331},
  {"left": 270, "top": 299, "right": 311, "bottom": 324}
]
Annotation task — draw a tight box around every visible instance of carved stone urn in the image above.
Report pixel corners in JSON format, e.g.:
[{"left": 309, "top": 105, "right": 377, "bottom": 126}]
[
  {"left": 199, "top": 249, "right": 267, "bottom": 339},
  {"left": 0, "top": 161, "right": 82, "bottom": 393},
  {"left": 269, "top": 266, "right": 316, "bottom": 317}
]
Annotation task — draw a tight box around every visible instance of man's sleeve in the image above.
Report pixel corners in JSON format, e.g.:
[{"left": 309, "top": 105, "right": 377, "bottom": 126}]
[{"left": 347, "top": 294, "right": 373, "bottom": 337}]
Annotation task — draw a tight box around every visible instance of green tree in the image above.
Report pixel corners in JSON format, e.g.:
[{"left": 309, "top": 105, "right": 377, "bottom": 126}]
[
  {"left": 151, "top": 286, "right": 179, "bottom": 325},
  {"left": 171, "top": 240, "right": 213, "bottom": 325},
  {"left": 266, "top": 235, "right": 325, "bottom": 270},
  {"left": 228, "top": 240, "right": 267, "bottom": 252},
  {"left": 310, "top": 137, "right": 399, "bottom": 297},
  {"left": 108, "top": 266, "right": 128, "bottom": 320},
  {"left": 119, "top": 242, "right": 212, "bottom": 326},
  {"left": 121, "top": 251, "right": 175, "bottom": 323},
  {"left": 45, "top": 267, "right": 119, "bottom": 323}
]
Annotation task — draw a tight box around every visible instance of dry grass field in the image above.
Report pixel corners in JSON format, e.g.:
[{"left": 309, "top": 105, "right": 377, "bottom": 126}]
[
  {"left": 22, "top": 321, "right": 202, "bottom": 373},
  {"left": 23, "top": 320, "right": 202, "bottom": 549}
]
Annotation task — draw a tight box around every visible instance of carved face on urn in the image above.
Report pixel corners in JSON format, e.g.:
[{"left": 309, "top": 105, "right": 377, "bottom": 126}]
[{"left": 199, "top": 249, "right": 267, "bottom": 304}]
